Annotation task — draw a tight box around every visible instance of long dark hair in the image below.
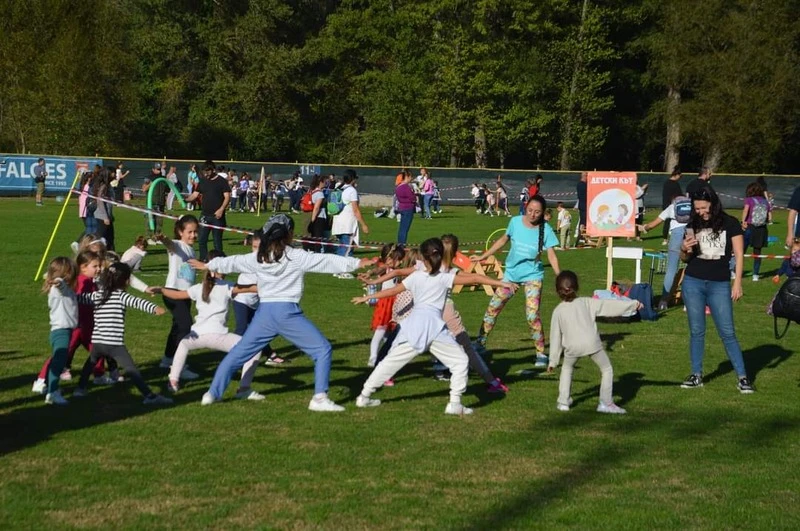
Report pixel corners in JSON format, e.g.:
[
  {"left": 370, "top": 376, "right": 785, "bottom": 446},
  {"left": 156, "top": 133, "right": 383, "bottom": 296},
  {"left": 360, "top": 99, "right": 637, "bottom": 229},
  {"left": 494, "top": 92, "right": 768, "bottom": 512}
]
[
  {"left": 688, "top": 185, "right": 725, "bottom": 235},
  {"left": 202, "top": 250, "right": 225, "bottom": 303},
  {"left": 420, "top": 238, "right": 444, "bottom": 275},
  {"left": 98, "top": 262, "right": 131, "bottom": 305},
  {"left": 527, "top": 194, "right": 547, "bottom": 255}
]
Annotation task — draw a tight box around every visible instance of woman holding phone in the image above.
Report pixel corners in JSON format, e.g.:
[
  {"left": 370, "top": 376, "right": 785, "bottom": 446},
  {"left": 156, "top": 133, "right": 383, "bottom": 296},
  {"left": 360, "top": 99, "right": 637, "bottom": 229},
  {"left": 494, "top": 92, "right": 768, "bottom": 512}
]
[{"left": 678, "top": 186, "right": 753, "bottom": 394}]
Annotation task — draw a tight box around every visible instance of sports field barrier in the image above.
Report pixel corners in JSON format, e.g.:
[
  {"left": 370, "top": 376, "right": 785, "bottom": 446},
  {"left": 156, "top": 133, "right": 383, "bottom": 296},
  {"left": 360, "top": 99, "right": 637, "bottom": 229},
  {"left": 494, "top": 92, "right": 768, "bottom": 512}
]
[{"left": 2, "top": 153, "right": 799, "bottom": 210}]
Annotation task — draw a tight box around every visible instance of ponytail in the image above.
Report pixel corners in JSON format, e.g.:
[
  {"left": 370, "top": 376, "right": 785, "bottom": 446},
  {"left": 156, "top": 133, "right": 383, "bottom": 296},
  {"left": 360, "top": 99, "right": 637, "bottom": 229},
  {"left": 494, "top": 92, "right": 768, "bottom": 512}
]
[
  {"left": 202, "top": 250, "right": 226, "bottom": 302},
  {"left": 420, "top": 238, "right": 444, "bottom": 275}
]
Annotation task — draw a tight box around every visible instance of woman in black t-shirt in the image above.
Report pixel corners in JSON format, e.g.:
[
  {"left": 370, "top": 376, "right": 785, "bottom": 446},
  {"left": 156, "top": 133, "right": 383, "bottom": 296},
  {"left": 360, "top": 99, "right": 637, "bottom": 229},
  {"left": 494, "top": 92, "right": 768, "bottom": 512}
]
[{"left": 678, "top": 186, "right": 754, "bottom": 394}]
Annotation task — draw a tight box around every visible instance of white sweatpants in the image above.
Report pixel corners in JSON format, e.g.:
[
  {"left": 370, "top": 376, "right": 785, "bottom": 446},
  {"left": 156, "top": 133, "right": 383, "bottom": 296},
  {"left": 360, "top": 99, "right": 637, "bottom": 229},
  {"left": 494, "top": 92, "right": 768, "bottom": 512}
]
[
  {"left": 558, "top": 350, "right": 614, "bottom": 407},
  {"left": 361, "top": 339, "right": 469, "bottom": 404},
  {"left": 170, "top": 332, "right": 261, "bottom": 388}
]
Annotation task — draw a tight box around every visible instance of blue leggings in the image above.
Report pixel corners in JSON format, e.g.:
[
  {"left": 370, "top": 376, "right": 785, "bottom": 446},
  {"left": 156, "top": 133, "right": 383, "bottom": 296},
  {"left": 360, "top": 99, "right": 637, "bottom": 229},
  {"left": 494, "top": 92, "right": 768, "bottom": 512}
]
[{"left": 209, "top": 302, "right": 332, "bottom": 398}]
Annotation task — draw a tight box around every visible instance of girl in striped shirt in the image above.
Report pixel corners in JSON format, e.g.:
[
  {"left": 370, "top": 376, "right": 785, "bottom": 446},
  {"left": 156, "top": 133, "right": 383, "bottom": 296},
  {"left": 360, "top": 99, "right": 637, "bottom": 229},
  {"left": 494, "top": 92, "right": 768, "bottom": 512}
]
[{"left": 73, "top": 262, "right": 173, "bottom": 405}]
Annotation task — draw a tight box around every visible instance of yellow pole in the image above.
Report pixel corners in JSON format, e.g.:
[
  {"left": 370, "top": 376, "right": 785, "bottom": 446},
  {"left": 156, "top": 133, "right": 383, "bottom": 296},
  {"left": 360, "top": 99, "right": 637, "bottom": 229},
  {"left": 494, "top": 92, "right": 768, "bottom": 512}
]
[
  {"left": 257, "top": 166, "right": 265, "bottom": 216},
  {"left": 33, "top": 170, "right": 82, "bottom": 281}
]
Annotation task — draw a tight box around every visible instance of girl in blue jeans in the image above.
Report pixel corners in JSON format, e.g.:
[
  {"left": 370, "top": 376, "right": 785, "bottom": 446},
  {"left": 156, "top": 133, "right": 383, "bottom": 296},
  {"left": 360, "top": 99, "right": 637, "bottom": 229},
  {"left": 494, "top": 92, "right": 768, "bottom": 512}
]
[
  {"left": 191, "top": 214, "right": 374, "bottom": 411},
  {"left": 679, "top": 186, "right": 754, "bottom": 393}
]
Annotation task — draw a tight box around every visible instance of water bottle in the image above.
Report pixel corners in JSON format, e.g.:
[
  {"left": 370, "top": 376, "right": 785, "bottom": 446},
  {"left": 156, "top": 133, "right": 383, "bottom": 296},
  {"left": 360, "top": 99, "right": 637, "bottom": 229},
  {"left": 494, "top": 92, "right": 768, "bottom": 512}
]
[{"left": 366, "top": 284, "right": 378, "bottom": 306}]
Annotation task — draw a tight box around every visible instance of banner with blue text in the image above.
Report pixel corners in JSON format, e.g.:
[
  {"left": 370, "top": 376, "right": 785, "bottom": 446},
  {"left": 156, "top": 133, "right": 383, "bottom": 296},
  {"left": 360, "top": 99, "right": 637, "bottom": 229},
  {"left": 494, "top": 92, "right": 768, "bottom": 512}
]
[{"left": 0, "top": 155, "right": 102, "bottom": 192}]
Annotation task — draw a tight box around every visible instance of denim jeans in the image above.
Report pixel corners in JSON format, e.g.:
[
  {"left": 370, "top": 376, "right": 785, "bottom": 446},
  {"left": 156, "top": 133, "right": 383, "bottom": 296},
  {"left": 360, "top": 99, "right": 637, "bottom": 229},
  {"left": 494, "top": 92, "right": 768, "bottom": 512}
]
[
  {"left": 682, "top": 274, "right": 747, "bottom": 377},
  {"left": 663, "top": 225, "right": 685, "bottom": 298},
  {"left": 423, "top": 194, "right": 433, "bottom": 218},
  {"left": 742, "top": 226, "right": 762, "bottom": 276},
  {"left": 208, "top": 302, "right": 332, "bottom": 398},
  {"left": 199, "top": 215, "right": 225, "bottom": 260},
  {"left": 397, "top": 209, "right": 414, "bottom": 245},
  {"left": 336, "top": 233, "right": 353, "bottom": 256}
]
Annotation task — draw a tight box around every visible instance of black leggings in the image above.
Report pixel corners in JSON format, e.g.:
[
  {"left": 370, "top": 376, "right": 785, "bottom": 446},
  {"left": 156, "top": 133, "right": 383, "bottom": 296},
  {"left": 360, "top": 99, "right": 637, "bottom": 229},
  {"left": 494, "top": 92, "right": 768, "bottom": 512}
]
[{"left": 163, "top": 296, "right": 192, "bottom": 360}]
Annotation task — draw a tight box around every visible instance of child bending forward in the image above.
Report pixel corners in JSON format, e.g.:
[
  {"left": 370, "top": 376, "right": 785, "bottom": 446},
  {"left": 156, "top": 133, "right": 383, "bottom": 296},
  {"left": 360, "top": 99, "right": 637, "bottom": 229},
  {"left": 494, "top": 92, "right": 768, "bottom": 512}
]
[
  {"left": 353, "top": 238, "right": 517, "bottom": 416},
  {"left": 547, "top": 271, "right": 639, "bottom": 414}
]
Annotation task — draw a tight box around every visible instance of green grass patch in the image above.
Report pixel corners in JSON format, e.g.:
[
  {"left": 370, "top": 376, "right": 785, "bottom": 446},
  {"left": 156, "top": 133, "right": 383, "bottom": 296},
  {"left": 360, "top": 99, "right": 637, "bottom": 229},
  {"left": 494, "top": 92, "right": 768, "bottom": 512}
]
[{"left": 1, "top": 198, "right": 799, "bottom": 529}]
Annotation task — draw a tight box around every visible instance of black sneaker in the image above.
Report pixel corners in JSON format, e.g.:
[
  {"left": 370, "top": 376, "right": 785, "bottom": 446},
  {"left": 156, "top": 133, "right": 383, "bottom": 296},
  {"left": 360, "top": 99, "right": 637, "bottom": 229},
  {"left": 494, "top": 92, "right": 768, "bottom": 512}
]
[
  {"left": 681, "top": 373, "right": 703, "bottom": 389},
  {"left": 738, "top": 377, "right": 755, "bottom": 394},
  {"left": 434, "top": 371, "right": 451, "bottom": 382}
]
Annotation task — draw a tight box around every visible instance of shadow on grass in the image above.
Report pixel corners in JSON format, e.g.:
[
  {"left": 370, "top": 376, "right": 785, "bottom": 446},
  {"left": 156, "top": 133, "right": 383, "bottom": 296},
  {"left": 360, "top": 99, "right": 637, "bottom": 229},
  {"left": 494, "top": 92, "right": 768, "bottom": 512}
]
[{"left": 703, "top": 344, "right": 793, "bottom": 385}]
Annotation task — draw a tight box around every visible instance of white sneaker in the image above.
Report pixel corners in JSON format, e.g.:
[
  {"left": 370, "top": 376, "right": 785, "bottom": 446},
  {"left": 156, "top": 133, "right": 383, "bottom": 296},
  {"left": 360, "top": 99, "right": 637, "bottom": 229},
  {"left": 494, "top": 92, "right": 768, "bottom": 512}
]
[
  {"left": 59, "top": 369, "right": 72, "bottom": 381},
  {"left": 201, "top": 392, "right": 218, "bottom": 406},
  {"left": 180, "top": 367, "right": 199, "bottom": 380},
  {"left": 556, "top": 397, "right": 574, "bottom": 411},
  {"left": 597, "top": 402, "right": 627, "bottom": 414},
  {"left": 444, "top": 402, "right": 473, "bottom": 415},
  {"left": 235, "top": 389, "right": 266, "bottom": 401},
  {"left": 31, "top": 378, "right": 46, "bottom": 394},
  {"left": 73, "top": 388, "right": 88, "bottom": 397},
  {"left": 367, "top": 358, "right": 376, "bottom": 368},
  {"left": 308, "top": 396, "right": 345, "bottom": 412},
  {"left": 752, "top": 275, "right": 760, "bottom": 282},
  {"left": 93, "top": 375, "right": 116, "bottom": 385},
  {"left": 143, "top": 394, "right": 173, "bottom": 406},
  {"left": 534, "top": 355, "right": 549, "bottom": 368},
  {"left": 147, "top": 238, "right": 158, "bottom": 246},
  {"left": 45, "top": 390, "right": 69, "bottom": 405},
  {"left": 355, "top": 395, "right": 381, "bottom": 408}
]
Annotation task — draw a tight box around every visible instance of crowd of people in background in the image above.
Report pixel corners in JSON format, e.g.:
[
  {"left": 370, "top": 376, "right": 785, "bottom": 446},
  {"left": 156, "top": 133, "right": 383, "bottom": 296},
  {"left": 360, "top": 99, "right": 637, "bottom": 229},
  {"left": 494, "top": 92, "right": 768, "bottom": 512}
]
[{"left": 36, "top": 159, "right": 800, "bottom": 415}]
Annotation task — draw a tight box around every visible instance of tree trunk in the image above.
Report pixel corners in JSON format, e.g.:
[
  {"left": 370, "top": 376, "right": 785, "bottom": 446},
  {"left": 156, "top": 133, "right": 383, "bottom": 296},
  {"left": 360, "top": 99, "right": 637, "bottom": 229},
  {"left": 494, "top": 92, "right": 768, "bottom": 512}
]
[
  {"left": 664, "top": 85, "right": 681, "bottom": 172},
  {"left": 559, "top": 0, "right": 590, "bottom": 171},
  {"left": 704, "top": 145, "right": 722, "bottom": 173},
  {"left": 450, "top": 144, "right": 459, "bottom": 167},
  {"left": 474, "top": 123, "right": 487, "bottom": 168}
]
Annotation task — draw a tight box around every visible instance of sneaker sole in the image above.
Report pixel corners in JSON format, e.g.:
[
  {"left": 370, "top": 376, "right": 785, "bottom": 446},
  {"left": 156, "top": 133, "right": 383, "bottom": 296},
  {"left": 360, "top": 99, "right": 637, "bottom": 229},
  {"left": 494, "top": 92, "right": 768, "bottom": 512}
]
[{"left": 680, "top": 384, "right": 703, "bottom": 388}]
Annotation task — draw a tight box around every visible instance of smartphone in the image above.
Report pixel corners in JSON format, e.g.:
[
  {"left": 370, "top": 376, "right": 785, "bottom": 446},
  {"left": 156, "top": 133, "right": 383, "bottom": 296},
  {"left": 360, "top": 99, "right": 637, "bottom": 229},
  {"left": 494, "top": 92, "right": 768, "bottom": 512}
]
[{"left": 684, "top": 228, "right": 695, "bottom": 241}]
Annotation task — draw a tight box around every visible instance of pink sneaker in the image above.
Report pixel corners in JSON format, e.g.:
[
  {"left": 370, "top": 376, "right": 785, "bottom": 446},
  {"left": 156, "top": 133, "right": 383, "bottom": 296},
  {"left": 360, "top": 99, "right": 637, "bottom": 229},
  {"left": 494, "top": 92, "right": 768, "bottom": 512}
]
[
  {"left": 383, "top": 378, "right": 395, "bottom": 387},
  {"left": 487, "top": 378, "right": 508, "bottom": 393},
  {"left": 705, "top": 306, "right": 711, "bottom": 315}
]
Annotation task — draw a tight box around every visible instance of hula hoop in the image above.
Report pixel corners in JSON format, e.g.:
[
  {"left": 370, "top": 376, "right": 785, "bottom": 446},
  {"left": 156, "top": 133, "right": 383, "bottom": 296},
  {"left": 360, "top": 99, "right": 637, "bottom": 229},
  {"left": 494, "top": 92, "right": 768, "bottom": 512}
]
[
  {"left": 486, "top": 228, "right": 506, "bottom": 251},
  {"left": 147, "top": 177, "right": 187, "bottom": 231}
]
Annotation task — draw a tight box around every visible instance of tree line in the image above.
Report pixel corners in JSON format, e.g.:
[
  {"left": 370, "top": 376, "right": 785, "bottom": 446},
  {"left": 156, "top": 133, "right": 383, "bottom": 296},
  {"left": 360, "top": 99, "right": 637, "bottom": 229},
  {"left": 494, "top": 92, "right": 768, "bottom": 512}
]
[{"left": 1, "top": 0, "right": 798, "bottom": 174}]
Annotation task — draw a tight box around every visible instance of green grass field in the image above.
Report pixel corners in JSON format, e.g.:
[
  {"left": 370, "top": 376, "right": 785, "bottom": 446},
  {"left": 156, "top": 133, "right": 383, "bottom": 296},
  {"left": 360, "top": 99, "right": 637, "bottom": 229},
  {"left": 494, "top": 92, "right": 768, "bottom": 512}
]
[{"left": 1, "top": 197, "right": 799, "bottom": 529}]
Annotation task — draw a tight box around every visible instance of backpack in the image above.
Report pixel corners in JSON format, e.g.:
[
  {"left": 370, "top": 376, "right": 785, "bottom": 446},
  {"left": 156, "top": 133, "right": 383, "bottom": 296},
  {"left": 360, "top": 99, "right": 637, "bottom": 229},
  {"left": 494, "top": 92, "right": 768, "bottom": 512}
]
[
  {"left": 327, "top": 188, "right": 345, "bottom": 215},
  {"left": 672, "top": 196, "right": 692, "bottom": 224},
  {"left": 300, "top": 191, "right": 314, "bottom": 212},
  {"left": 750, "top": 198, "right": 768, "bottom": 227},
  {"left": 627, "top": 283, "right": 658, "bottom": 321},
  {"left": 768, "top": 276, "right": 800, "bottom": 339}
]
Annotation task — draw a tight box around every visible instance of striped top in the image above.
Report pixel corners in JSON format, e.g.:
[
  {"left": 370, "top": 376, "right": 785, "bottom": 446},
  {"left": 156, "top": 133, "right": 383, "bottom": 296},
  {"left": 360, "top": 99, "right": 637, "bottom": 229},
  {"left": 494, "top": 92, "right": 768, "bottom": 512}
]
[{"left": 79, "top": 290, "right": 158, "bottom": 345}]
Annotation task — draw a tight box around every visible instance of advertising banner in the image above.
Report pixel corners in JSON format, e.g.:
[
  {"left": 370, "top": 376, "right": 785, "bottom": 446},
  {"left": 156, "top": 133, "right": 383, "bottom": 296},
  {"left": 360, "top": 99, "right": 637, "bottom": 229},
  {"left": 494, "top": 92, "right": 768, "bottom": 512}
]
[
  {"left": 0, "top": 155, "right": 102, "bottom": 193},
  {"left": 586, "top": 171, "right": 638, "bottom": 238}
]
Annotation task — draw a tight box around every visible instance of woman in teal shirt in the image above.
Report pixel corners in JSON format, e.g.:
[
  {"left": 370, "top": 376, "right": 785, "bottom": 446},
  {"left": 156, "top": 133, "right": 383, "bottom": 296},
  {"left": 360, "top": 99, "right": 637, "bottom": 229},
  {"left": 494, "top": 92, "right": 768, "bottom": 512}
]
[{"left": 473, "top": 195, "right": 561, "bottom": 368}]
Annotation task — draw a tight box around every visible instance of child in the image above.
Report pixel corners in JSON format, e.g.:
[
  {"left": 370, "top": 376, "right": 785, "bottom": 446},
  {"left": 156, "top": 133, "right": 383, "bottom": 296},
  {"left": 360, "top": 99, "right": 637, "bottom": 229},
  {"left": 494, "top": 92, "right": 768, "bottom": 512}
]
[
  {"left": 544, "top": 208, "right": 553, "bottom": 224},
  {"left": 353, "top": 238, "right": 518, "bottom": 415},
  {"left": 33, "top": 251, "right": 108, "bottom": 393},
  {"left": 772, "top": 238, "right": 800, "bottom": 284},
  {"left": 546, "top": 271, "right": 639, "bottom": 414},
  {"left": 40, "top": 257, "right": 80, "bottom": 405},
  {"left": 193, "top": 214, "right": 375, "bottom": 411},
  {"left": 483, "top": 184, "right": 496, "bottom": 216},
  {"left": 73, "top": 262, "right": 172, "bottom": 405},
  {"left": 121, "top": 236, "right": 149, "bottom": 271},
  {"left": 431, "top": 181, "right": 442, "bottom": 214},
  {"left": 364, "top": 244, "right": 406, "bottom": 367},
  {"left": 556, "top": 202, "right": 572, "bottom": 249},
  {"left": 158, "top": 215, "right": 200, "bottom": 380},
  {"left": 161, "top": 251, "right": 262, "bottom": 398}
]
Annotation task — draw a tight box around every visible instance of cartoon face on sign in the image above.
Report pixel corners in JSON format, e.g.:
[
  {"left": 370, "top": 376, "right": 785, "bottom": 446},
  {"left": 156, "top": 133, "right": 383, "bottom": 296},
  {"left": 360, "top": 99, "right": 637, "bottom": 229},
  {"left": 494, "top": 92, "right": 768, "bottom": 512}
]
[{"left": 589, "top": 189, "right": 634, "bottom": 231}]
